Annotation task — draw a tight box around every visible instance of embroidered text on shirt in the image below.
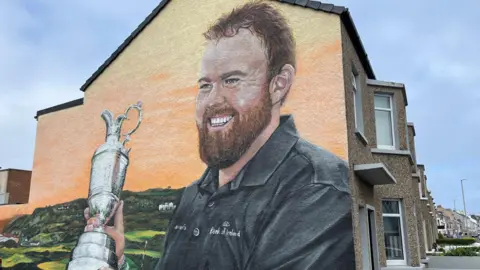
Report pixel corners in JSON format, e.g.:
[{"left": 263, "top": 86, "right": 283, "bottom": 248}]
[
  {"left": 174, "top": 224, "right": 187, "bottom": 231},
  {"left": 209, "top": 221, "right": 241, "bottom": 237}
]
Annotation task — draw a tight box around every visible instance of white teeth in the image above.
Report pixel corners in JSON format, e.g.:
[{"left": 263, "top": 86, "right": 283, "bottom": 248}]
[{"left": 210, "top": 115, "right": 233, "bottom": 127}]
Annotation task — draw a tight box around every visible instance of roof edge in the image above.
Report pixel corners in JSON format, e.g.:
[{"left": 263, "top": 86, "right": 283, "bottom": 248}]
[
  {"left": 279, "top": 1, "right": 375, "bottom": 79},
  {"left": 367, "top": 79, "right": 408, "bottom": 106},
  {"left": 35, "top": 98, "right": 84, "bottom": 120},
  {"left": 340, "top": 10, "right": 375, "bottom": 79},
  {"left": 0, "top": 169, "right": 32, "bottom": 173},
  {"left": 79, "top": 0, "right": 171, "bottom": 92},
  {"left": 407, "top": 122, "right": 416, "bottom": 136},
  {"left": 79, "top": 0, "right": 375, "bottom": 93}
]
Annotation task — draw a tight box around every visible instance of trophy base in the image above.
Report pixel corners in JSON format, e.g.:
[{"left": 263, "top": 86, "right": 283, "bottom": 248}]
[
  {"left": 68, "top": 231, "right": 118, "bottom": 270},
  {"left": 68, "top": 257, "right": 113, "bottom": 270}
]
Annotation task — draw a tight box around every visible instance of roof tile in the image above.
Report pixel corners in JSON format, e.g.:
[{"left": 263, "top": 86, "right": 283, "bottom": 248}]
[
  {"left": 332, "top": 5, "right": 347, "bottom": 14},
  {"left": 319, "top": 3, "right": 334, "bottom": 12},
  {"left": 305, "top": 1, "right": 321, "bottom": 9},
  {"left": 294, "top": 0, "right": 309, "bottom": 7}
]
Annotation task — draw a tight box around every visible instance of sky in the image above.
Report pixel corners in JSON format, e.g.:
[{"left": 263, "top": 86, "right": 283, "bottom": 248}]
[{"left": 0, "top": 0, "right": 478, "bottom": 213}]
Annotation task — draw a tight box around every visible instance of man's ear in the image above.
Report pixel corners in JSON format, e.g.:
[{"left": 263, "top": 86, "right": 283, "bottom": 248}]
[{"left": 269, "top": 64, "right": 295, "bottom": 105}]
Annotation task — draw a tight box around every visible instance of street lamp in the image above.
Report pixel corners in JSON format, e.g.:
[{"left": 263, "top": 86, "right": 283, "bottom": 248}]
[{"left": 461, "top": 179, "right": 468, "bottom": 234}]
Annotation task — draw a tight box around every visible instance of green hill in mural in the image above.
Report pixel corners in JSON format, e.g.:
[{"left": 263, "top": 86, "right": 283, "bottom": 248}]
[{"left": 0, "top": 187, "right": 184, "bottom": 270}]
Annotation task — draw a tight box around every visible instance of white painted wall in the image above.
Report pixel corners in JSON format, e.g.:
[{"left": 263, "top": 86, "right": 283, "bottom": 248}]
[{"left": 0, "top": 171, "right": 8, "bottom": 193}]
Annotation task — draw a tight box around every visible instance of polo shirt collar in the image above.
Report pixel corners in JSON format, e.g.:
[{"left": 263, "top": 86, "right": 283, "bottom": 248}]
[{"left": 199, "top": 115, "right": 299, "bottom": 192}]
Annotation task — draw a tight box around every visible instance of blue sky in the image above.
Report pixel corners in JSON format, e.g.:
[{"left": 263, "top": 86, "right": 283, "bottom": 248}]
[{"left": 0, "top": 0, "right": 478, "bottom": 213}]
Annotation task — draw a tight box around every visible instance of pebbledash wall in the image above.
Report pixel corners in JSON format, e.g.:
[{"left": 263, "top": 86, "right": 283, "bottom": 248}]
[{"left": 0, "top": 0, "right": 355, "bottom": 268}]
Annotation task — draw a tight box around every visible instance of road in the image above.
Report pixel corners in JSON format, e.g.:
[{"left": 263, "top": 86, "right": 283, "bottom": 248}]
[{"left": 427, "top": 256, "right": 480, "bottom": 269}]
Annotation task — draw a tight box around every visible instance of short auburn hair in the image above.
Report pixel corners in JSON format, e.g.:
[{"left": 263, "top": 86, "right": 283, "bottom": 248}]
[{"left": 203, "top": 1, "right": 296, "bottom": 104}]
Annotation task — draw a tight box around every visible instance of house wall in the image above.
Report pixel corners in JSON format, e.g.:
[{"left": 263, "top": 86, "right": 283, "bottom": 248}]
[
  {"left": 412, "top": 175, "right": 427, "bottom": 257},
  {"left": 427, "top": 192, "right": 437, "bottom": 244},
  {"left": 418, "top": 166, "right": 433, "bottom": 250},
  {"left": 408, "top": 125, "right": 427, "bottom": 259},
  {"left": 341, "top": 14, "right": 424, "bottom": 266},
  {"left": 341, "top": 21, "right": 377, "bottom": 270},
  {"left": 407, "top": 124, "right": 417, "bottom": 170},
  {"left": 368, "top": 85, "right": 421, "bottom": 267}
]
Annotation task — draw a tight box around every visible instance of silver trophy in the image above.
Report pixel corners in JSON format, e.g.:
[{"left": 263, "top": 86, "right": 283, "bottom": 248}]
[{"left": 68, "top": 102, "right": 143, "bottom": 270}]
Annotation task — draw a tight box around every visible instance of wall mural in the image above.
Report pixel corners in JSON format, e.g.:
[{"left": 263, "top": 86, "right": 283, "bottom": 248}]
[
  {"left": 0, "top": 1, "right": 355, "bottom": 269},
  {"left": 0, "top": 188, "right": 183, "bottom": 269}
]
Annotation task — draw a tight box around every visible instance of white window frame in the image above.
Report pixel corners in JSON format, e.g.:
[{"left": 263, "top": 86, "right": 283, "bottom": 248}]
[
  {"left": 382, "top": 199, "right": 407, "bottom": 266},
  {"left": 418, "top": 179, "right": 428, "bottom": 200},
  {"left": 419, "top": 181, "right": 428, "bottom": 199},
  {"left": 374, "top": 94, "right": 396, "bottom": 150},
  {"left": 360, "top": 204, "right": 380, "bottom": 270},
  {"left": 352, "top": 72, "right": 358, "bottom": 129},
  {"left": 423, "top": 220, "right": 429, "bottom": 253},
  {"left": 418, "top": 182, "right": 422, "bottom": 198}
]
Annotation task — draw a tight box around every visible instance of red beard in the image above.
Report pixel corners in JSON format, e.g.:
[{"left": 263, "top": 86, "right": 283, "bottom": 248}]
[{"left": 197, "top": 91, "right": 272, "bottom": 169}]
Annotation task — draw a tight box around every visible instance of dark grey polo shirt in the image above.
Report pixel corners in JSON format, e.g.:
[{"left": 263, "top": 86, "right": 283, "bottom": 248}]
[{"left": 155, "top": 115, "right": 355, "bottom": 270}]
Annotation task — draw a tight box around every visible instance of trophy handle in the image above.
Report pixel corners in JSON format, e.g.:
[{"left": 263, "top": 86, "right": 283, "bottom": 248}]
[{"left": 120, "top": 103, "right": 143, "bottom": 146}]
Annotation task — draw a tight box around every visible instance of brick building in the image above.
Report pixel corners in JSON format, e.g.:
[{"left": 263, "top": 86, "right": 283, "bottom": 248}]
[{"left": 0, "top": 169, "right": 32, "bottom": 205}]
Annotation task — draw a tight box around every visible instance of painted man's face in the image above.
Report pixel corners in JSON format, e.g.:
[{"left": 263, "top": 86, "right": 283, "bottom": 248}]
[{"left": 196, "top": 29, "right": 273, "bottom": 169}]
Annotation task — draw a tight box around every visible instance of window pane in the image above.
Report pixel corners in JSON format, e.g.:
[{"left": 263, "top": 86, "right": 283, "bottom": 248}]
[
  {"left": 375, "top": 95, "right": 391, "bottom": 109},
  {"left": 353, "top": 90, "right": 358, "bottom": 125},
  {"left": 375, "top": 110, "right": 393, "bottom": 146},
  {"left": 382, "top": 200, "right": 400, "bottom": 214},
  {"left": 383, "top": 216, "right": 405, "bottom": 260}
]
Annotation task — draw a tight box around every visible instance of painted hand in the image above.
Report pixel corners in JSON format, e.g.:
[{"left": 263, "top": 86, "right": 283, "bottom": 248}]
[{"left": 84, "top": 200, "right": 126, "bottom": 265}]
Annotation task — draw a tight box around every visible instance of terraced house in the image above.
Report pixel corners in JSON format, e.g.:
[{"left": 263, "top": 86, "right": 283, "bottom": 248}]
[
  {"left": 347, "top": 62, "right": 437, "bottom": 268},
  {"left": 0, "top": 0, "right": 438, "bottom": 269}
]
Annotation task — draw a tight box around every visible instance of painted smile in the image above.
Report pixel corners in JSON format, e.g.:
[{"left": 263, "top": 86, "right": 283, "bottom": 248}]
[{"left": 209, "top": 115, "right": 233, "bottom": 128}]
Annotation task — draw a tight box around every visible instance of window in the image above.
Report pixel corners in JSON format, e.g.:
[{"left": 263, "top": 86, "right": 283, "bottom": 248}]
[
  {"left": 418, "top": 181, "right": 427, "bottom": 199},
  {"left": 352, "top": 72, "right": 358, "bottom": 128},
  {"left": 418, "top": 178, "right": 427, "bottom": 199},
  {"left": 382, "top": 200, "right": 406, "bottom": 265},
  {"left": 0, "top": 174, "right": 7, "bottom": 193},
  {"left": 405, "top": 120, "right": 410, "bottom": 151},
  {"left": 375, "top": 94, "right": 395, "bottom": 149},
  {"left": 352, "top": 70, "right": 364, "bottom": 133},
  {"left": 418, "top": 182, "right": 422, "bottom": 198}
]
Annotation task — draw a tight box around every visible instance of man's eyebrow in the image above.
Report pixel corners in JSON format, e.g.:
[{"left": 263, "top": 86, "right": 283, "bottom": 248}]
[
  {"left": 197, "top": 70, "right": 247, "bottom": 83},
  {"left": 220, "top": 70, "right": 247, "bottom": 80},
  {"left": 197, "top": 77, "right": 210, "bottom": 83}
]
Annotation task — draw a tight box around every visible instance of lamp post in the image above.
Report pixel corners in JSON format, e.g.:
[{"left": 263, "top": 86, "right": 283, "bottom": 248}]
[{"left": 461, "top": 179, "right": 468, "bottom": 235}]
